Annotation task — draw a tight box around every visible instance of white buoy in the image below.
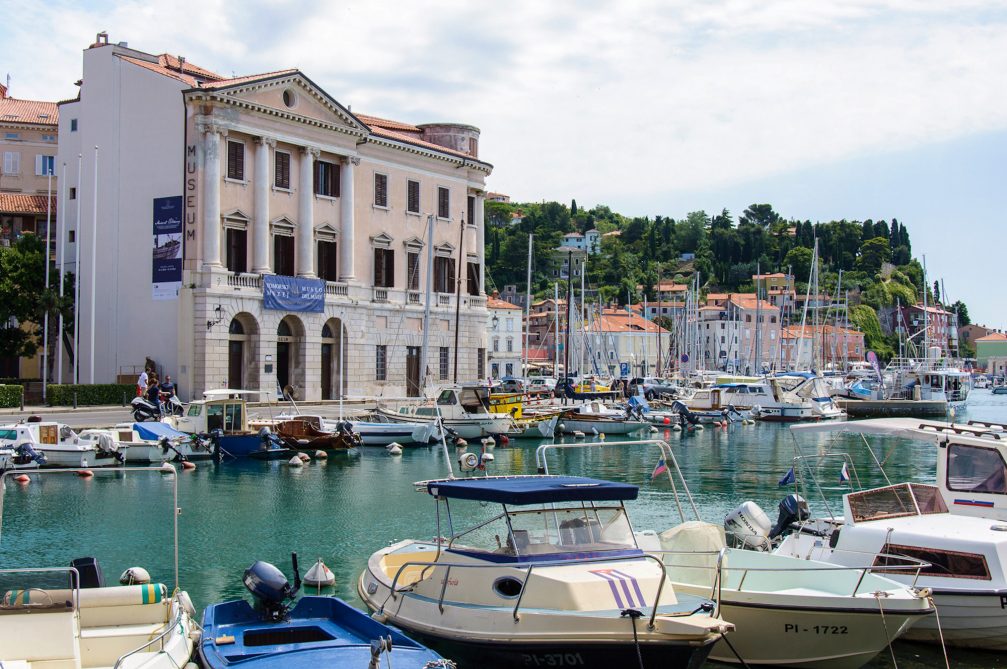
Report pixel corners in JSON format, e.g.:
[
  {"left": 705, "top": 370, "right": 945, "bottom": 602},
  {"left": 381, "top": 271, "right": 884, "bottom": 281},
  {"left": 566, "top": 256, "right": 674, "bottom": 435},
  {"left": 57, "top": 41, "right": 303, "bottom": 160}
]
[
  {"left": 558, "top": 423, "right": 566, "bottom": 432},
  {"left": 119, "top": 567, "right": 151, "bottom": 585},
  {"left": 573, "top": 431, "right": 585, "bottom": 439},
  {"left": 649, "top": 426, "right": 659, "bottom": 433},
  {"left": 298, "top": 452, "right": 310, "bottom": 462},
  {"left": 288, "top": 456, "right": 303, "bottom": 467},
  {"left": 672, "top": 424, "right": 682, "bottom": 431},
  {"left": 695, "top": 424, "right": 704, "bottom": 431},
  {"left": 483, "top": 436, "right": 496, "bottom": 447},
  {"left": 387, "top": 442, "right": 403, "bottom": 456},
  {"left": 314, "top": 450, "right": 328, "bottom": 459},
  {"left": 304, "top": 558, "right": 336, "bottom": 588}
]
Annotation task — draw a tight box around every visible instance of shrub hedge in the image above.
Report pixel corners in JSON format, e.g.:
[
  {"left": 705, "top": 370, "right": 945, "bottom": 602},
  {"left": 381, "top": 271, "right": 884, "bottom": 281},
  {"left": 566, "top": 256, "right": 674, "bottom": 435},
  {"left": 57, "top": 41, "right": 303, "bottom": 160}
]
[
  {"left": 47, "top": 384, "right": 136, "bottom": 406},
  {"left": 0, "top": 385, "right": 23, "bottom": 409}
]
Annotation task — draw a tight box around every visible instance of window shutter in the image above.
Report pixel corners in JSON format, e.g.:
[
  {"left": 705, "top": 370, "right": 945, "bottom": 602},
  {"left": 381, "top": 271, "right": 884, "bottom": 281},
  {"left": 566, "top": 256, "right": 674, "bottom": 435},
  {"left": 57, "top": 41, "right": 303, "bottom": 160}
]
[
  {"left": 332, "top": 163, "right": 340, "bottom": 198},
  {"left": 438, "top": 187, "right": 449, "bottom": 218},
  {"left": 35, "top": 154, "right": 43, "bottom": 176},
  {"left": 408, "top": 180, "right": 420, "bottom": 213},
  {"left": 227, "top": 142, "right": 244, "bottom": 180},
  {"left": 385, "top": 250, "right": 395, "bottom": 288},
  {"left": 275, "top": 152, "right": 290, "bottom": 189},
  {"left": 374, "top": 248, "right": 383, "bottom": 286},
  {"left": 374, "top": 173, "right": 387, "bottom": 207}
]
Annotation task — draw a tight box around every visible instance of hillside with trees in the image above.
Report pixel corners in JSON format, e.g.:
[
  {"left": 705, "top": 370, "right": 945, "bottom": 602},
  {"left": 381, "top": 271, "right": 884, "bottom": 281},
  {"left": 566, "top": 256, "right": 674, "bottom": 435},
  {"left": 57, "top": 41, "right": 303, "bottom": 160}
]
[{"left": 485, "top": 200, "right": 965, "bottom": 359}]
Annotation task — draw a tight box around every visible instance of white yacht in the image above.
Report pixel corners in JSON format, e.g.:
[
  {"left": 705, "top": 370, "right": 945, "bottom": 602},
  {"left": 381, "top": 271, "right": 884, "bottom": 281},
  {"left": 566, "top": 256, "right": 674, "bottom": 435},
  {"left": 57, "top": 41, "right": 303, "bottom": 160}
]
[
  {"left": 0, "top": 418, "right": 126, "bottom": 468},
  {"left": 377, "top": 386, "right": 514, "bottom": 439}
]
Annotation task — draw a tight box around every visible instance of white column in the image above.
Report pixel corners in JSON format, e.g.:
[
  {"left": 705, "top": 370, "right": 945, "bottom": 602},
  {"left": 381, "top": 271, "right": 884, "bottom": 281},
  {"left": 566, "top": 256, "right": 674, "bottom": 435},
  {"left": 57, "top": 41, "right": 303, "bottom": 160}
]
[
  {"left": 252, "top": 136, "right": 274, "bottom": 273},
  {"left": 297, "top": 146, "right": 318, "bottom": 277},
  {"left": 475, "top": 192, "right": 485, "bottom": 294},
  {"left": 339, "top": 156, "right": 357, "bottom": 282},
  {"left": 200, "top": 123, "right": 225, "bottom": 269}
]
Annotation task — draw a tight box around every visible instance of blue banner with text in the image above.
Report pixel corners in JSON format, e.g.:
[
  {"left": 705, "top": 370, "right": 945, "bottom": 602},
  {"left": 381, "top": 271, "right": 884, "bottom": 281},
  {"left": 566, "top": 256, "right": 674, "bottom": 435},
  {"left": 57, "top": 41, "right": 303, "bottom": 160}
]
[{"left": 263, "top": 275, "right": 325, "bottom": 313}]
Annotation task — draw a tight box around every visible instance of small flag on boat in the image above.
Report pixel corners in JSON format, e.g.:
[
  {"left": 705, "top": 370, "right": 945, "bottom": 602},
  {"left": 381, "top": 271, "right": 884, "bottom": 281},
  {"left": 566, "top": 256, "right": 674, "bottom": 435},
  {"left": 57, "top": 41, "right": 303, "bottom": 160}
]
[
  {"left": 840, "top": 462, "right": 850, "bottom": 483},
  {"left": 778, "top": 467, "right": 796, "bottom": 486},
  {"left": 651, "top": 458, "right": 668, "bottom": 480}
]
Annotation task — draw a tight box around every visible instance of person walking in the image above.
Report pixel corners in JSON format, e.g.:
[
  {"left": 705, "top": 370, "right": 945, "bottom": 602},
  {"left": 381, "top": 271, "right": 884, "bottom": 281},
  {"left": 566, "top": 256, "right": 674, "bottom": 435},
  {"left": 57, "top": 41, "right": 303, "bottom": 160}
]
[{"left": 137, "top": 367, "right": 149, "bottom": 397}]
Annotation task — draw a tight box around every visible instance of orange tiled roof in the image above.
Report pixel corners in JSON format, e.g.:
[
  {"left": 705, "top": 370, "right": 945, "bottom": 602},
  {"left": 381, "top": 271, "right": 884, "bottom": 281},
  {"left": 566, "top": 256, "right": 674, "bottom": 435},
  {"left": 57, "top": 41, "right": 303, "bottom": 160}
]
[
  {"left": 354, "top": 114, "right": 421, "bottom": 133},
  {"left": 487, "top": 296, "right": 521, "bottom": 310},
  {"left": 588, "top": 311, "right": 669, "bottom": 334},
  {"left": 976, "top": 332, "right": 1007, "bottom": 342},
  {"left": 0, "top": 193, "right": 56, "bottom": 215},
  {"left": 119, "top": 56, "right": 201, "bottom": 86},
  {"left": 157, "top": 54, "right": 223, "bottom": 81},
  {"left": 0, "top": 96, "right": 58, "bottom": 125},
  {"left": 367, "top": 125, "right": 475, "bottom": 161},
  {"left": 781, "top": 324, "right": 864, "bottom": 339}
]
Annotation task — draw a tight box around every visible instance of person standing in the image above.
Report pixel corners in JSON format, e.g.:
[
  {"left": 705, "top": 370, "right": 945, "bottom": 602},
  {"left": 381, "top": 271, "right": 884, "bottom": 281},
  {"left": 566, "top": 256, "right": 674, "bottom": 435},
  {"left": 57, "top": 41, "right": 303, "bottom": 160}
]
[{"left": 137, "top": 367, "right": 149, "bottom": 397}]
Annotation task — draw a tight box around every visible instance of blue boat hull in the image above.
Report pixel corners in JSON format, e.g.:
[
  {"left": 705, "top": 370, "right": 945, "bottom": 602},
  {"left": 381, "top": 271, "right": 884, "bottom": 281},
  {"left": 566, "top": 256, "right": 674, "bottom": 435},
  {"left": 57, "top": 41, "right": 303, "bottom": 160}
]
[
  {"left": 216, "top": 434, "right": 292, "bottom": 460},
  {"left": 199, "top": 596, "right": 446, "bottom": 668}
]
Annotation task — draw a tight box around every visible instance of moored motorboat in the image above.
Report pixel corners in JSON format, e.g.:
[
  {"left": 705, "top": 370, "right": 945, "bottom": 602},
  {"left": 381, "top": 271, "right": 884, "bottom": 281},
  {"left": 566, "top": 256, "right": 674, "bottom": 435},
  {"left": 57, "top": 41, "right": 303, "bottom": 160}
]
[
  {"left": 167, "top": 390, "right": 292, "bottom": 460},
  {"left": 376, "top": 386, "right": 514, "bottom": 439},
  {"left": 557, "top": 401, "right": 649, "bottom": 435},
  {"left": 358, "top": 475, "right": 732, "bottom": 668},
  {"left": 0, "top": 418, "right": 126, "bottom": 468},
  {"left": 272, "top": 417, "right": 361, "bottom": 451}
]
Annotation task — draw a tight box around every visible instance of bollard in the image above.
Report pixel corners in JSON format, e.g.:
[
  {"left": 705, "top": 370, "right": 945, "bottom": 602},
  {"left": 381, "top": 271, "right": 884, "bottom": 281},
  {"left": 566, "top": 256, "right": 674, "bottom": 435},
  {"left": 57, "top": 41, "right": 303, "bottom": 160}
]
[
  {"left": 73, "top": 391, "right": 78, "bottom": 410},
  {"left": 122, "top": 392, "right": 127, "bottom": 407},
  {"left": 20, "top": 391, "right": 24, "bottom": 411}
]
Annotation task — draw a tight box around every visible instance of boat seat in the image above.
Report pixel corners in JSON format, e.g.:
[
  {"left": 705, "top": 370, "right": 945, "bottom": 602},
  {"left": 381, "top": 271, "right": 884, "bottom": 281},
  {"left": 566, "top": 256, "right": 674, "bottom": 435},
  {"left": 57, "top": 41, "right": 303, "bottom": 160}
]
[
  {"left": 79, "top": 622, "right": 167, "bottom": 668},
  {"left": 0, "top": 605, "right": 81, "bottom": 668}
]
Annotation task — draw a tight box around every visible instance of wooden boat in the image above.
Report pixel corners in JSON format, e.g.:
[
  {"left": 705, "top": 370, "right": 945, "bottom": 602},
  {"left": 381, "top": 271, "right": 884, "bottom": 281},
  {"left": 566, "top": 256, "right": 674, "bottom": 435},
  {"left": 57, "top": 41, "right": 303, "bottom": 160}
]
[{"left": 272, "top": 417, "right": 361, "bottom": 451}]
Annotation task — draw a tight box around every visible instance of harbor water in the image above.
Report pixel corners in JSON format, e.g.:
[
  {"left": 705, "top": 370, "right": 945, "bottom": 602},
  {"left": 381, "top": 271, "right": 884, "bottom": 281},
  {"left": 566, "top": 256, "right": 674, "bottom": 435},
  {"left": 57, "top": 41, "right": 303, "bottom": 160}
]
[{"left": 3, "top": 391, "right": 1007, "bottom": 668}]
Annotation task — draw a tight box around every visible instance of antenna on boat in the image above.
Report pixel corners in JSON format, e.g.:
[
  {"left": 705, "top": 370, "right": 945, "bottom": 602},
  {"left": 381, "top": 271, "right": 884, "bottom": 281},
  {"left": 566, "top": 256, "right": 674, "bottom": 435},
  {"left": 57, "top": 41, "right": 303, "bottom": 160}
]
[{"left": 436, "top": 408, "right": 455, "bottom": 479}]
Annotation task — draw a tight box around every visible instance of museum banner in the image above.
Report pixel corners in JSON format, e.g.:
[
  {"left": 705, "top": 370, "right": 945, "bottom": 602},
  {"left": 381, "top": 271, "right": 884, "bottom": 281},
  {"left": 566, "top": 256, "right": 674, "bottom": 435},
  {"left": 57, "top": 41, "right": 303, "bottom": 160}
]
[
  {"left": 152, "top": 195, "right": 183, "bottom": 300},
  {"left": 263, "top": 274, "right": 325, "bottom": 313}
]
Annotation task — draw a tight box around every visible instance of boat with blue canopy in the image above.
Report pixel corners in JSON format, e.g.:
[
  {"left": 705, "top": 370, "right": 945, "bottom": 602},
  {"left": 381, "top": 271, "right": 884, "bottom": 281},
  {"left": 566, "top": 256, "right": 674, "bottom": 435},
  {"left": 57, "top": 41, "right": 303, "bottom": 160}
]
[
  {"left": 358, "top": 474, "right": 732, "bottom": 668},
  {"left": 165, "top": 390, "right": 291, "bottom": 460}
]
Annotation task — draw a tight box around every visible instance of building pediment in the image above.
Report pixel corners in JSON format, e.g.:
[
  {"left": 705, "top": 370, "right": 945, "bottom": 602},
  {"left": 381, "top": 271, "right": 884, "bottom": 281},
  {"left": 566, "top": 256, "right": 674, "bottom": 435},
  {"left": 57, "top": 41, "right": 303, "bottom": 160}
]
[
  {"left": 187, "top": 71, "right": 370, "bottom": 137},
  {"left": 434, "top": 242, "right": 455, "bottom": 258},
  {"left": 402, "top": 236, "right": 425, "bottom": 250},
  {"left": 370, "top": 232, "right": 394, "bottom": 248}
]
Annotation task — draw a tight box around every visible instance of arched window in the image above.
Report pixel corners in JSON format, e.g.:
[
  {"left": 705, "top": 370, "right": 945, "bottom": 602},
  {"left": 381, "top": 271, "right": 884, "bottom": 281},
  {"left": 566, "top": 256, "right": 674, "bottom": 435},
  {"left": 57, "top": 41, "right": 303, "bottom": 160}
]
[
  {"left": 322, "top": 323, "right": 333, "bottom": 338},
  {"left": 229, "top": 319, "right": 245, "bottom": 335},
  {"left": 277, "top": 320, "right": 293, "bottom": 337}
]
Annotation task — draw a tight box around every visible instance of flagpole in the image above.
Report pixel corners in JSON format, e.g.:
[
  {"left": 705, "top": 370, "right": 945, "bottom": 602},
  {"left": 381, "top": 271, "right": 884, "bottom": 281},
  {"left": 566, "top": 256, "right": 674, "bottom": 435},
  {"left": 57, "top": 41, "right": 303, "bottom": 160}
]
[
  {"left": 42, "top": 167, "right": 52, "bottom": 402},
  {"left": 57, "top": 161, "right": 66, "bottom": 384},
  {"left": 89, "top": 146, "right": 98, "bottom": 384},
  {"left": 73, "top": 153, "right": 82, "bottom": 385}
]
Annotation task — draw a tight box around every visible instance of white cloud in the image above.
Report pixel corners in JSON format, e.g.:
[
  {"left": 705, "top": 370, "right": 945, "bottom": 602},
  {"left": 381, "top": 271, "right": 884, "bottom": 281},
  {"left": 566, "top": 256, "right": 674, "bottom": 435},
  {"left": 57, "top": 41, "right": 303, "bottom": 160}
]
[{"left": 3, "top": 0, "right": 1004, "bottom": 206}]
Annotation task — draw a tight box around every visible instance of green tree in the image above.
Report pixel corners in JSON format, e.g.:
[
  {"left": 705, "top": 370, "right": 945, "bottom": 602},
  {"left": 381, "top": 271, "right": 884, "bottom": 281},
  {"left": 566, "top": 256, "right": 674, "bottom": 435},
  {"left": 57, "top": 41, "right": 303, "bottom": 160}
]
[
  {"left": 850, "top": 304, "right": 894, "bottom": 359},
  {"left": 783, "top": 246, "right": 814, "bottom": 283},
  {"left": 951, "top": 300, "right": 971, "bottom": 326},
  {"left": 0, "top": 234, "right": 48, "bottom": 358},
  {"left": 856, "top": 236, "right": 891, "bottom": 275},
  {"left": 739, "top": 204, "right": 781, "bottom": 229}
]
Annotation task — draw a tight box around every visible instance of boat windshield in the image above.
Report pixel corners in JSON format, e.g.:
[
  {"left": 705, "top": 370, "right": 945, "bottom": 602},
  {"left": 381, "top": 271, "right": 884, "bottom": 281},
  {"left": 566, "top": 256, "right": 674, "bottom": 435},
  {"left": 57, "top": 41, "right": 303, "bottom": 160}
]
[
  {"left": 847, "top": 483, "right": 948, "bottom": 523},
  {"left": 947, "top": 442, "right": 1007, "bottom": 494},
  {"left": 449, "top": 505, "right": 637, "bottom": 558}
]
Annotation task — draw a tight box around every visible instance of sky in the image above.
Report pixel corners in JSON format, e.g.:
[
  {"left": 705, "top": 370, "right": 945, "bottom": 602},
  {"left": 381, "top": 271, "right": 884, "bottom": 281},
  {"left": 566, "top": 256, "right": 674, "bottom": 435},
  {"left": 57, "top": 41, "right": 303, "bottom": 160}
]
[{"left": 2, "top": 0, "right": 1004, "bottom": 326}]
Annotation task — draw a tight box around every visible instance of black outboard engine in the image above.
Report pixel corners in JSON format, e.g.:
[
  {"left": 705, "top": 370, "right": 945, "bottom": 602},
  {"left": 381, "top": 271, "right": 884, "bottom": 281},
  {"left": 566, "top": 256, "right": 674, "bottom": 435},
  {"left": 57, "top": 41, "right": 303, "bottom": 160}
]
[
  {"left": 671, "top": 400, "right": 700, "bottom": 426},
  {"left": 244, "top": 552, "right": 301, "bottom": 621},
  {"left": 769, "top": 494, "right": 810, "bottom": 539},
  {"left": 159, "top": 436, "right": 187, "bottom": 462},
  {"left": 13, "top": 442, "right": 47, "bottom": 466}
]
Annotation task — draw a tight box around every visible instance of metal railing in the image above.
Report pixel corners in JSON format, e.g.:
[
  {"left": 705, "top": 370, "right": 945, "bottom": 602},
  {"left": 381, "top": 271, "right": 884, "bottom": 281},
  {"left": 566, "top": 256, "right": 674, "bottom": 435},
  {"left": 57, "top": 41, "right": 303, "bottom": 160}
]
[
  {"left": 0, "top": 566, "right": 80, "bottom": 611},
  {"left": 385, "top": 550, "right": 689, "bottom": 630},
  {"left": 112, "top": 599, "right": 186, "bottom": 669},
  {"left": 325, "top": 282, "right": 348, "bottom": 297}
]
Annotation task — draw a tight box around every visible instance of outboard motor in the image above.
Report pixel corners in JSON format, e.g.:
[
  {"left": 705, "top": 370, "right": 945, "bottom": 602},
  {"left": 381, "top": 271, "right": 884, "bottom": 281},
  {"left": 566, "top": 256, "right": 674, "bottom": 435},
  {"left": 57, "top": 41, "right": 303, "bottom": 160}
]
[
  {"left": 13, "top": 442, "right": 47, "bottom": 466},
  {"left": 725, "top": 501, "right": 772, "bottom": 550},
  {"left": 159, "top": 436, "right": 186, "bottom": 462},
  {"left": 244, "top": 552, "right": 301, "bottom": 621},
  {"left": 671, "top": 400, "right": 700, "bottom": 426},
  {"left": 769, "top": 494, "right": 810, "bottom": 539}
]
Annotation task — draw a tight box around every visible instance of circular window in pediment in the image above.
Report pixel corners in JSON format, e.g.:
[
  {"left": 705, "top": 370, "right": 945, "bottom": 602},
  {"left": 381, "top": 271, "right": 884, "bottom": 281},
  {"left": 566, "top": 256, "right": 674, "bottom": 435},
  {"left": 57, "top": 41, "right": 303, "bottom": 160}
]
[{"left": 282, "top": 89, "right": 296, "bottom": 108}]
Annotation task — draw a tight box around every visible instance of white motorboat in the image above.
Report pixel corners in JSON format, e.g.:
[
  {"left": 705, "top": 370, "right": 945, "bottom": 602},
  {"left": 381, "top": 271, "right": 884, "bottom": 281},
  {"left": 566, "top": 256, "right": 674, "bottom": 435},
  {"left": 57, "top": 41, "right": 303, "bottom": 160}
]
[
  {"left": 0, "top": 418, "right": 126, "bottom": 468},
  {"left": 507, "top": 413, "right": 559, "bottom": 439},
  {"left": 640, "top": 523, "right": 933, "bottom": 668},
  {"left": 535, "top": 439, "right": 934, "bottom": 669},
  {"left": 757, "top": 374, "right": 845, "bottom": 422},
  {"left": 358, "top": 475, "right": 732, "bottom": 668},
  {"left": 0, "top": 467, "right": 197, "bottom": 669},
  {"left": 79, "top": 426, "right": 172, "bottom": 464},
  {"left": 377, "top": 386, "right": 514, "bottom": 439},
  {"left": 111, "top": 422, "right": 214, "bottom": 462},
  {"left": 267, "top": 411, "right": 436, "bottom": 446}
]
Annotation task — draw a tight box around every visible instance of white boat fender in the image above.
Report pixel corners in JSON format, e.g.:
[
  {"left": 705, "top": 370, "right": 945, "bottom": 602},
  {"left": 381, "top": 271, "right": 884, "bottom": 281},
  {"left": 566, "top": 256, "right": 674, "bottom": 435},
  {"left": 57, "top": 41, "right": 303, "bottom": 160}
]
[
  {"left": 573, "top": 431, "right": 585, "bottom": 439},
  {"left": 160, "top": 462, "right": 176, "bottom": 475},
  {"left": 695, "top": 424, "right": 704, "bottom": 430},
  {"left": 649, "top": 426, "right": 659, "bottom": 433},
  {"left": 178, "top": 590, "right": 197, "bottom": 618},
  {"left": 288, "top": 456, "right": 303, "bottom": 467},
  {"left": 482, "top": 436, "right": 496, "bottom": 448},
  {"left": 304, "top": 558, "right": 336, "bottom": 587},
  {"left": 315, "top": 450, "right": 328, "bottom": 459},
  {"left": 371, "top": 611, "right": 389, "bottom": 623},
  {"left": 480, "top": 451, "right": 495, "bottom": 468},
  {"left": 298, "top": 452, "right": 310, "bottom": 462},
  {"left": 119, "top": 567, "right": 151, "bottom": 585},
  {"left": 181, "top": 461, "right": 197, "bottom": 471},
  {"left": 453, "top": 437, "right": 467, "bottom": 447},
  {"left": 558, "top": 423, "right": 566, "bottom": 432},
  {"left": 591, "top": 427, "right": 599, "bottom": 435},
  {"left": 387, "top": 443, "right": 403, "bottom": 456},
  {"left": 459, "top": 451, "right": 479, "bottom": 471},
  {"left": 672, "top": 424, "right": 682, "bottom": 431}
]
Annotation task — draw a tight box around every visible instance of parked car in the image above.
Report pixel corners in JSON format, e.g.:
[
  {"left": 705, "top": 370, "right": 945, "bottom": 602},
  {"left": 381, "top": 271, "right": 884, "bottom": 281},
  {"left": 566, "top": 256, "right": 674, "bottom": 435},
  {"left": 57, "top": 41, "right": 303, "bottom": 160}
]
[
  {"left": 628, "top": 377, "right": 680, "bottom": 400},
  {"left": 526, "top": 377, "right": 557, "bottom": 394},
  {"left": 498, "top": 377, "right": 527, "bottom": 393}
]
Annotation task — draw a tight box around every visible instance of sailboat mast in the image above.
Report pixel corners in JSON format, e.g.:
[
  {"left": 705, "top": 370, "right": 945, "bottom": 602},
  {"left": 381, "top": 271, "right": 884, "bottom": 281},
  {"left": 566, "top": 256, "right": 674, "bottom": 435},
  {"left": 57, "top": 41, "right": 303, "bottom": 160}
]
[
  {"left": 580, "top": 258, "right": 587, "bottom": 377},
  {"left": 452, "top": 214, "right": 466, "bottom": 383},
  {"left": 523, "top": 233, "right": 533, "bottom": 376},
  {"left": 564, "top": 250, "right": 573, "bottom": 386},
  {"left": 657, "top": 264, "right": 663, "bottom": 377},
  {"left": 554, "top": 282, "right": 560, "bottom": 378},
  {"left": 419, "top": 214, "right": 435, "bottom": 395}
]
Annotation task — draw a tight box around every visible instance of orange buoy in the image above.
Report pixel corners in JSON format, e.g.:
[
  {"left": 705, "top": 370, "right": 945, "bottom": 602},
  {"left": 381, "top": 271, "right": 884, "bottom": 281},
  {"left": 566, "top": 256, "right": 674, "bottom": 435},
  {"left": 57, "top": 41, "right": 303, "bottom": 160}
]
[
  {"left": 13, "top": 474, "right": 30, "bottom": 484},
  {"left": 77, "top": 470, "right": 94, "bottom": 478},
  {"left": 181, "top": 461, "right": 197, "bottom": 471}
]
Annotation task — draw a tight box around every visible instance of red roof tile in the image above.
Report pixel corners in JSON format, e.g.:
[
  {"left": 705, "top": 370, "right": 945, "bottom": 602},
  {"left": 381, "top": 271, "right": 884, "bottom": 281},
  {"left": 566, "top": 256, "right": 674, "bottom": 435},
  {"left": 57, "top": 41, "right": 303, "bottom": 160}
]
[
  {"left": 976, "top": 332, "right": 1007, "bottom": 342},
  {"left": 156, "top": 54, "right": 223, "bottom": 81},
  {"left": 0, "top": 97, "right": 58, "bottom": 125},
  {"left": 119, "top": 56, "right": 200, "bottom": 86},
  {"left": 0, "top": 193, "right": 57, "bottom": 215},
  {"left": 487, "top": 296, "right": 521, "bottom": 310},
  {"left": 367, "top": 125, "right": 475, "bottom": 161},
  {"left": 354, "top": 114, "right": 421, "bottom": 133},
  {"left": 198, "top": 69, "right": 299, "bottom": 90}
]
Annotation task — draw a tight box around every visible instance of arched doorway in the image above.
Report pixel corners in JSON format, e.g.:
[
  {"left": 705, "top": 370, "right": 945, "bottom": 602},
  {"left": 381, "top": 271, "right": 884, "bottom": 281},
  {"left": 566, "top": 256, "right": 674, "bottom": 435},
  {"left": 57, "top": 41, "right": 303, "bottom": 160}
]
[
  {"left": 321, "top": 319, "right": 347, "bottom": 400},
  {"left": 227, "top": 314, "right": 259, "bottom": 389},
  {"left": 276, "top": 315, "right": 305, "bottom": 398}
]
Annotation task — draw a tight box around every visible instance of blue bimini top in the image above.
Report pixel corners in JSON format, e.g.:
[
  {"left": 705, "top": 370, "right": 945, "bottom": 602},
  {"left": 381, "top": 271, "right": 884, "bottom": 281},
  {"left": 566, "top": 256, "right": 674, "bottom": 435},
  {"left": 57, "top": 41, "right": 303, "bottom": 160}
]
[
  {"left": 426, "top": 475, "right": 638, "bottom": 505},
  {"left": 133, "top": 422, "right": 189, "bottom": 442}
]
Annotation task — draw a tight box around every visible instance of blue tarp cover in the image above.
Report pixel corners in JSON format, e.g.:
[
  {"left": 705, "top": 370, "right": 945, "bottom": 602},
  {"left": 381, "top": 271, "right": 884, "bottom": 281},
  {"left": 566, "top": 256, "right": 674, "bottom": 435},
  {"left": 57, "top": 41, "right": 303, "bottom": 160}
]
[
  {"left": 133, "top": 422, "right": 189, "bottom": 441},
  {"left": 427, "top": 476, "right": 638, "bottom": 505}
]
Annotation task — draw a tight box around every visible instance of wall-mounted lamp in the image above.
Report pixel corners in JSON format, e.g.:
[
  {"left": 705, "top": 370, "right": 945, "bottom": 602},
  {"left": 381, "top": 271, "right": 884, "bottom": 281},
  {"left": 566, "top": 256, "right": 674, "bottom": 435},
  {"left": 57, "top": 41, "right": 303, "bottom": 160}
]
[
  {"left": 206, "top": 304, "right": 224, "bottom": 330},
  {"left": 491, "top": 314, "right": 499, "bottom": 330}
]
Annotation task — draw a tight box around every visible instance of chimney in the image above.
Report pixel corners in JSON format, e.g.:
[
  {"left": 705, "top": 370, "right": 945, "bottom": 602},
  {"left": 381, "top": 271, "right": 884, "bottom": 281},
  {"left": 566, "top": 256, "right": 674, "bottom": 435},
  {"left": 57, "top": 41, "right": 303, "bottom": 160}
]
[{"left": 178, "top": 56, "right": 186, "bottom": 71}]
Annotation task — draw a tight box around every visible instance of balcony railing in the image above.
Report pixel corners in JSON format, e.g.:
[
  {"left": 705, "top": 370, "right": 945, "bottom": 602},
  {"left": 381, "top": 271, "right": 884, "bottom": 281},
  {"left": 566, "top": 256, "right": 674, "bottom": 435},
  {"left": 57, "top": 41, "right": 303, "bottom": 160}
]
[
  {"left": 407, "top": 291, "right": 421, "bottom": 305},
  {"left": 437, "top": 294, "right": 451, "bottom": 306},
  {"left": 227, "top": 273, "right": 262, "bottom": 289},
  {"left": 373, "top": 287, "right": 389, "bottom": 302},
  {"left": 325, "top": 282, "right": 348, "bottom": 297}
]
